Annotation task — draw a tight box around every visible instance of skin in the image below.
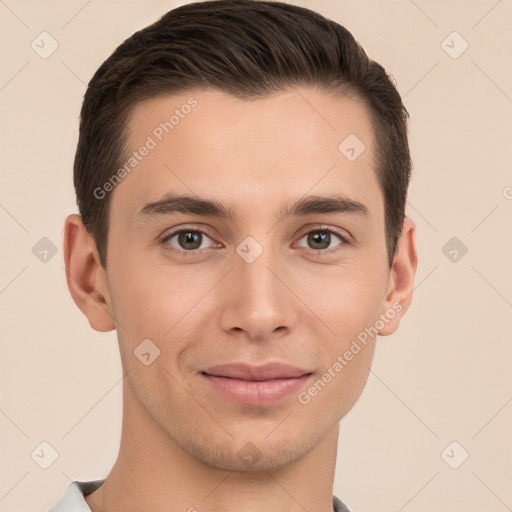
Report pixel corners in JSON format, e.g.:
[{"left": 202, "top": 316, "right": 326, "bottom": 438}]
[{"left": 64, "top": 86, "right": 417, "bottom": 512}]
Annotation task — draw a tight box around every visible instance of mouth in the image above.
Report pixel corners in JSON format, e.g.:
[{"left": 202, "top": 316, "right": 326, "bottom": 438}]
[{"left": 200, "top": 362, "right": 313, "bottom": 407}]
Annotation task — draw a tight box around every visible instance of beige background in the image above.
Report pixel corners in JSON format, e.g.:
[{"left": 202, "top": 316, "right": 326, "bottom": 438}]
[{"left": 1, "top": 0, "right": 511, "bottom": 511}]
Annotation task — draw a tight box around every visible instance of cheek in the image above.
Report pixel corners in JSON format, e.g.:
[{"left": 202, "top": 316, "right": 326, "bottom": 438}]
[
  {"left": 298, "top": 341, "right": 376, "bottom": 422},
  {"left": 109, "top": 257, "right": 204, "bottom": 328},
  {"left": 295, "top": 267, "right": 383, "bottom": 409},
  {"left": 296, "top": 265, "right": 384, "bottom": 404},
  {"left": 300, "top": 262, "right": 387, "bottom": 340},
  {"left": 107, "top": 259, "right": 217, "bottom": 368}
]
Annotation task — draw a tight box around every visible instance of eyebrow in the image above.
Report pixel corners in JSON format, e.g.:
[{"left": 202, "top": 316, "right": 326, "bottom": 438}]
[{"left": 137, "top": 192, "right": 369, "bottom": 221}]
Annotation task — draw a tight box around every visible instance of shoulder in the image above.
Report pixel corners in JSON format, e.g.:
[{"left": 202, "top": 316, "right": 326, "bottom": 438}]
[
  {"left": 333, "top": 494, "right": 352, "bottom": 512},
  {"left": 49, "top": 480, "right": 104, "bottom": 512}
]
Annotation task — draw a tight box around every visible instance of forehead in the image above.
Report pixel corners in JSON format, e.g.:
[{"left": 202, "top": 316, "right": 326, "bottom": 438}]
[{"left": 112, "top": 87, "right": 381, "bottom": 222}]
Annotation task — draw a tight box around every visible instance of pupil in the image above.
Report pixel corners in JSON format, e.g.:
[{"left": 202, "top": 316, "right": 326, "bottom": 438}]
[
  {"left": 309, "top": 232, "right": 330, "bottom": 249},
  {"left": 179, "top": 231, "right": 201, "bottom": 250}
]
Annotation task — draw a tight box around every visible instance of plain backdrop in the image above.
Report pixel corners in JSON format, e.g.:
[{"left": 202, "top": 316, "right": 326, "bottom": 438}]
[{"left": 1, "top": 1, "right": 511, "bottom": 511}]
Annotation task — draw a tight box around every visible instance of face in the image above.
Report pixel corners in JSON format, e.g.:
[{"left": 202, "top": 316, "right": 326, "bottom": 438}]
[{"left": 97, "top": 87, "right": 403, "bottom": 471}]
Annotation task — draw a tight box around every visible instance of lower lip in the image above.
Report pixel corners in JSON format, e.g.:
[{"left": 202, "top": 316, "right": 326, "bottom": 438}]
[{"left": 201, "top": 373, "right": 313, "bottom": 407}]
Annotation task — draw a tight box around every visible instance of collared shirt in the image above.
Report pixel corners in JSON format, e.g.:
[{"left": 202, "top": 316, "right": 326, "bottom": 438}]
[{"left": 50, "top": 480, "right": 352, "bottom": 511}]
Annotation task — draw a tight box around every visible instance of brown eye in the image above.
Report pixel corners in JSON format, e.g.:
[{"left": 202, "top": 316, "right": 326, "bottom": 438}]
[
  {"left": 177, "top": 231, "right": 203, "bottom": 250},
  {"left": 307, "top": 231, "right": 331, "bottom": 250},
  {"left": 296, "top": 229, "right": 347, "bottom": 251},
  {"left": 163, "top": 230, "right": 215, "bottom": 251}
]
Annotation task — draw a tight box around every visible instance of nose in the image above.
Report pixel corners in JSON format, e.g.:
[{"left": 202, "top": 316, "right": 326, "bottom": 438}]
[{"left": 218, "top": 242, "right": 298, "bottom": 342}]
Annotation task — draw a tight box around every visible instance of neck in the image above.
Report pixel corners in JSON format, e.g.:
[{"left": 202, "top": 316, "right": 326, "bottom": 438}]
[{"left": 85, "top": 382, "right": 340, "bottom": 512}]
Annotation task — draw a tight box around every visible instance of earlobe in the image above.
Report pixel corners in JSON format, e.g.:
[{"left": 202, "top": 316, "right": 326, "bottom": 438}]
[
  {"left": 377, "top": 216, "right": 418, "bottom": 336},
  {"left": 63, "top": 214, "right": 116, "bottom": 332}
]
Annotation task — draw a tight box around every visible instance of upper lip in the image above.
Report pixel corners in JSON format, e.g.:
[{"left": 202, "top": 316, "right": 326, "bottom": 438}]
[{"left": 202, "top": 362, "right": 312, "bottom": 381}]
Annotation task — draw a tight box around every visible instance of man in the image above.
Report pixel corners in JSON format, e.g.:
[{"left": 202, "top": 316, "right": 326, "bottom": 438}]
[{"left": 54, "top": 0, "right": 417, "bottom": 510}]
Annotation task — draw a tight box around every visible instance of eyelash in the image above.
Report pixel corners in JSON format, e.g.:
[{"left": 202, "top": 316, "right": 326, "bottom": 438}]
[{"left": 159, "top": 225, "right": 351, "bottom": 256}]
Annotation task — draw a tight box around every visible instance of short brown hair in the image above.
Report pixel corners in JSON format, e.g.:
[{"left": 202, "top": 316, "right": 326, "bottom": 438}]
[{"left": 74, "top": 0, "right": 412, "bottom": 268}]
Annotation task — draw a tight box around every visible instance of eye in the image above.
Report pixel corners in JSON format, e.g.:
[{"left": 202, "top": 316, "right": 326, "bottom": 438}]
[
  {"left": 161, "top": 228, "right": 218, "bottom": 252},
  {"left": 296, "top": 228, "right": 349, "bottom": 251}
]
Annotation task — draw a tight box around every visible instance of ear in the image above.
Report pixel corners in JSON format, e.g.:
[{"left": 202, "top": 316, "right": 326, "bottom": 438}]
[
  {"left": 63, "top": 214, "right": 115, "bottom": 332},
  {"left": 377, "top": 216, "right": 418, "bottom": 336}
]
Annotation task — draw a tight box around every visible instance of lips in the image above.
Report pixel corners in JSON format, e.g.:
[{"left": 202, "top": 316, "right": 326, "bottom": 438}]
[
  {"left": 201, "top": 362, "right": 313, "bottom": 407},
  {"left": 202, "top": 362, "right": 311, "bottom": 381}
]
